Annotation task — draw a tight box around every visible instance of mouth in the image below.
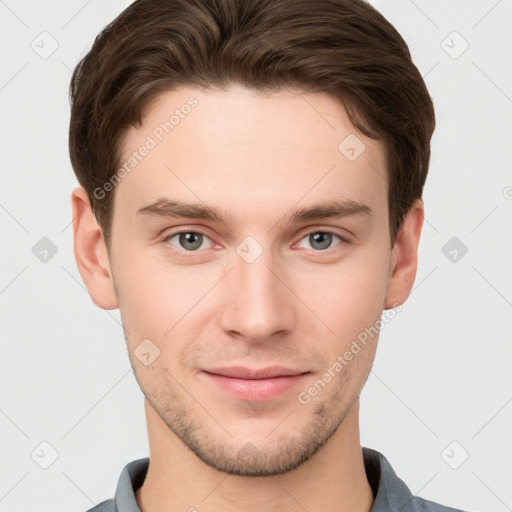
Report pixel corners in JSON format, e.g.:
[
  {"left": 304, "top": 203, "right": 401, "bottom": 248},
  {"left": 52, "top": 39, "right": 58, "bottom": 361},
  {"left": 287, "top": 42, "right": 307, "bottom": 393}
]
[{"left": 201, "top": 366, "right": 310, "bottom": 401}]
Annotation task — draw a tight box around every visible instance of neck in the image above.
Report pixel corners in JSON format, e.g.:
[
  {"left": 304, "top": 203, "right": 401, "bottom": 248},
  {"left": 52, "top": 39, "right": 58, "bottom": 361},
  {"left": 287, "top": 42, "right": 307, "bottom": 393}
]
[{"left": 135, "top": 399, "right": 374, "bottom": 512}]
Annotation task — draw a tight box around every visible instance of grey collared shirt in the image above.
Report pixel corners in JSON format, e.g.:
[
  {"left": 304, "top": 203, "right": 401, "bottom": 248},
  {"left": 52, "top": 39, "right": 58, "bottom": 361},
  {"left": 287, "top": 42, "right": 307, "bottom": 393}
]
[{"left": 85, "top": 447, "right": 468, "bottom": 512}]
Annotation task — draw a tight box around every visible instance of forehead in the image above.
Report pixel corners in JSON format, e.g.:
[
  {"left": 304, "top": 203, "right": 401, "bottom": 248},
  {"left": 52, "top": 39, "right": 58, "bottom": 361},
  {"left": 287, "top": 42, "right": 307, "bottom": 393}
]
[{"left": 115, "top": 85, "right": 388, "bottom": 223}]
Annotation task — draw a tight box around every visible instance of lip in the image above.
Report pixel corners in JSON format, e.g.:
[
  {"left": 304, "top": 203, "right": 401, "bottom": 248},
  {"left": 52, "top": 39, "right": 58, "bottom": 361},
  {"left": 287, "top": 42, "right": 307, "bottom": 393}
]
[
  {"left": 202, "top": 366, "right": 310, "bottom": 401},
  {"left": 203, "top": 365, "right": 306, "bottom": 379}
]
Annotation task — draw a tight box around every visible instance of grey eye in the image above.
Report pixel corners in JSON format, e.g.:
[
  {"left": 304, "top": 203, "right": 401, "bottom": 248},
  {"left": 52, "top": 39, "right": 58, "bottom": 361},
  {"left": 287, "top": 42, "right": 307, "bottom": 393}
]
[
  {"left": 166, "top": 232, "right": 211, "bottom": 251},
  {"left": 179, "top": 232, "right": 203, "bottom": 250},
  {"left": 298, "top": 232, "right": 342, "bottom": 251},
  {"left": 310, "top": 232, "right": 332, "bottom": 250}
]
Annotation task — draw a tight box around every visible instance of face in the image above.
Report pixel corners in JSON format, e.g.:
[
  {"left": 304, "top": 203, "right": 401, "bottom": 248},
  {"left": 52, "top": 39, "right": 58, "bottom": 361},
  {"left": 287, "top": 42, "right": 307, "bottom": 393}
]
[{"left": 103, "top": 84, "right": 395, "bottom": 476}]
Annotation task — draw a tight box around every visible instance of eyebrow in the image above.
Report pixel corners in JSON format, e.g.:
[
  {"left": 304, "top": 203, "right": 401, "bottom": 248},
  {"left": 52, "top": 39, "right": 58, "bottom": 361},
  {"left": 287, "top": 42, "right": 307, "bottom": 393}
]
[{"left": 136, "top": 198, "right": 372, "bottom": 225}]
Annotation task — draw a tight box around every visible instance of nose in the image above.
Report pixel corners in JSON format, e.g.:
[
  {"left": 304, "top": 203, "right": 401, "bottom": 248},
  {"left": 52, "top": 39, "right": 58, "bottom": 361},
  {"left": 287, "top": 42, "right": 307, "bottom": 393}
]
[{"left": 218, "top": 243, "right": 296, "bottom": 344}]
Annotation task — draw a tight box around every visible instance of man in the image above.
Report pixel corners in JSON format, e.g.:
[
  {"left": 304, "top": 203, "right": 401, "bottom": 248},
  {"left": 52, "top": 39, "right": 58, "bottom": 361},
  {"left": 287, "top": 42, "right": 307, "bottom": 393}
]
[{"left": 68, "top": 0, "right": 467, "bottom": 510}]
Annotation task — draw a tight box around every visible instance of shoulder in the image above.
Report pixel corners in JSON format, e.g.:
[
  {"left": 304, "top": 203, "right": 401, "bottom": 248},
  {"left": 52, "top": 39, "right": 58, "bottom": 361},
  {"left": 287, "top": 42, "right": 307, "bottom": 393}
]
[
  {"left": 363, "top": 447, "right": 470, "bottom": 512},
  {"left": 409, "top": 495, "right": 469, "bottom": 512},
  {"left": 83, "top": 498, "right": 115, "bottom": 512}
]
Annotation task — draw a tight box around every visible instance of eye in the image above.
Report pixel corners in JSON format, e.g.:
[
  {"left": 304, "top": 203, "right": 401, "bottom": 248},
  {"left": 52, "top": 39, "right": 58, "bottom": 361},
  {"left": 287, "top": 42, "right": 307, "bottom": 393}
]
[
  {"left": 164, "top": 231, "right": 213, "bottom": 252},
  {"left": 296, "top": 230, "right": 346, "bottom": 251},
  {"left": 162, "top": 228, "right": 348, "bottom": 257}
]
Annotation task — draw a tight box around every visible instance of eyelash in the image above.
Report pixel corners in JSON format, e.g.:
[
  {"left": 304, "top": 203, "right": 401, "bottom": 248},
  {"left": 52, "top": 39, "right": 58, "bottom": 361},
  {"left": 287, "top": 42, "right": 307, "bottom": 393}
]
[{"left": 162, "top": 228, "right": 350, "bottom": 257}]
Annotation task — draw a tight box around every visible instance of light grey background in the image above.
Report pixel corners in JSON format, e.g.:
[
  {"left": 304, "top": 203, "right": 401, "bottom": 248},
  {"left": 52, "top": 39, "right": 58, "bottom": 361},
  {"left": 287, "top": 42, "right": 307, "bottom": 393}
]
[{"left": 1, "top": 1, "right": 511, "bottom": 511}]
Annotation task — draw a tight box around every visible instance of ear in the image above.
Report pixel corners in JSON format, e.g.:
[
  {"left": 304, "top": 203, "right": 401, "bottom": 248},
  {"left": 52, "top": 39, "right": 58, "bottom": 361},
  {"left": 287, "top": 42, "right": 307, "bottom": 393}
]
[
  {"left": 71, "top": 186, "right": 119, "bottom": 310},
  {"left": 384, "top": 198, "right": 424, "bottom": 309}
]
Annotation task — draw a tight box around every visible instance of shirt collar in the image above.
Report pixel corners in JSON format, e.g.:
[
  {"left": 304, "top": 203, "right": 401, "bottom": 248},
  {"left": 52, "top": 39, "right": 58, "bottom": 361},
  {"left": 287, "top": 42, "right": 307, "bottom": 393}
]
[{"left": 112, "top": 447, "right": 417, "bottom": 512}]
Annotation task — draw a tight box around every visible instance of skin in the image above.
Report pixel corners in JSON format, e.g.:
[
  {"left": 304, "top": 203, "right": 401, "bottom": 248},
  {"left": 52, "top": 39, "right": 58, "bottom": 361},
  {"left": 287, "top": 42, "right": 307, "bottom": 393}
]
[{"left": 71, "top": 84, "right": 424, "bottom": 512}]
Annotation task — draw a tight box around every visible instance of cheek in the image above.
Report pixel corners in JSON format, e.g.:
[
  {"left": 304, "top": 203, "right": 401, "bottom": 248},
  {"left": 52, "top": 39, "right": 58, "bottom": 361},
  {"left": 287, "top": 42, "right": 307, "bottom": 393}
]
[
  {"left": 113, "top": 229, "right": 390, "bottom": 345},
  {"left": 113, "top": 247, "right": 216, "bottom": 344},
  {"left": 306, "top": 252, "right": 389, "bottom": 341}
]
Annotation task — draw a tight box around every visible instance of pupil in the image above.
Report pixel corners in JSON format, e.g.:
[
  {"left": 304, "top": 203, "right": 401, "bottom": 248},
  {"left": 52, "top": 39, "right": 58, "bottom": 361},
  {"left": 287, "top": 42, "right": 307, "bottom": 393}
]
[
  {"left": 180, "top": 232, "right": 202, "bottom": 250},
  {"left": 311, "top": 232, "right": 331, "bottom": 250}
]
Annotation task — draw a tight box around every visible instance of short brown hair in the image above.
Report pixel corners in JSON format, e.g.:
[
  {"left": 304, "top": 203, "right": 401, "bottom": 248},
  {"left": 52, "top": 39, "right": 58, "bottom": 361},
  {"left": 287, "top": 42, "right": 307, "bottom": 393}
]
[{"left": 68, "top": 0, "right": 435, "bottom": 251}]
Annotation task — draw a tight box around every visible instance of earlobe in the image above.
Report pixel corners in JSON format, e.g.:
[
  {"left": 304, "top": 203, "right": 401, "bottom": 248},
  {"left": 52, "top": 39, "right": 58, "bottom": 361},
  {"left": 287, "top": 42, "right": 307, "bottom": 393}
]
[
  {"left": 71, "top": 186, "right": 119, "bottom": 310},
  {"left": 383, "top": 198, "right": 424, "bottom": 310}
]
